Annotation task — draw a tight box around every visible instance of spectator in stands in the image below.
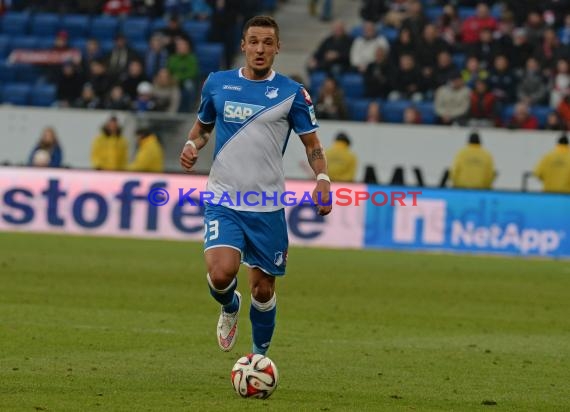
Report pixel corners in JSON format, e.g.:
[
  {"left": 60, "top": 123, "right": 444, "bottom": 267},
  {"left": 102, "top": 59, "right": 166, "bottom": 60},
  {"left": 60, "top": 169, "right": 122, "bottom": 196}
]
[
  {"left": 560, "top": 14, "right": 570, "bottom": 46},
  {"left": 488, "top": 54, "right": 516, "bottom": 104},
  {"left": 533, "top": 134, "right": 570, "bottom": 193},
  {"left": 434, "top": 72, "right": 471, "bottom": 126},
  {"left": 120, "top": 60, "right": 148, "bottom": 101},
  {"left": 524, "top": 11, "right": 545, "bottom": 48},
  {"left": 359, "top": 0, "right": 387, "bottom": 24},
  {"left": 534, "top": 28, "right": 565, "bottom": 77},
  {"left": 56, "top": 62, "right": 85, "bottom": 108},
  {"left": 517, "top": 57, "right": 548, "bottom": 106},
  {"left": 429, "top": 50, "right": 459, "bottom": 92},
  {"left": 510, "top": 28, "right": 534, "bottom": 76},
  {"left": 315, "top": 77, "right": 348, "bottom": 120},
  {"left": 192, "top": 0, "right": 213, "bottom": 20},
  {"left": 450, "top": 132, "right": 495, "bottom": 190},
  {"left": 383, "top": 0, "right": 410, "bottom": 29},
  {"left": 416, "top": 24, "right": 449, "bottom": 77},
  {"left": 390, "top": 27, "right": 416, "bottom": 65},
  {"left": 557, "top": 94, "right": 570, "bottom": 129},
  {"left": 127, "top": 128, "right": 164, "bottom": 173},
  {"left": 152, "top": 68, "right": 181, "bottom": 113},
  {"left": 87, "top": 59, "right": 112, "bottom": 100},
  {"left": 468, "top": 28, "right": 500, "bottom": 70},
  {"left": 27, "top": 127, "right": 63, "bottom": 168},
  {"left": 106, "top": 34, "right": 140, "bottom": 83},
  {"left": 134, "top": 81, "right": 158, "bottom": 112},
  {"left": 167, "top": 37, "right": 199, "bottom": 112},
  {"left": 461, "top": 2, "right": 498, "bottom": 45},
  {"left": 91, "top": 116, "right": 128, "bottom": 171},
  {"left": 437, "top": 4, "right": 461, "bottom": 48},
  {"left": 461, "top": 56, "right": 488, "bottom": 88},
  {"left": 156, "top": 14, "right": 191, "bottom": 55},
  {"left": 403, "top": 106, "right": 422, "bottom": 124},
  {"left": 103, "top": 85, "right": 132, "bottom": 110},
  {"left": 364, "top": 46, "right": 391, "bottom": 98},
  {"left": 366, "top": 101, "right": 382, "bottom": 123},
  {"left": 307, "top": 20, "right": 354, "bottom": 75},
  {"left": 103, "top": 0, "right": 131, "bottom": 15},
  {"left": 401, "top": 0, "right": 427, "bottom": 40},
  {"left": 545, "top": 112, "right": 565, "bottom": 131},
  {"left": 506, "top": 102, "right": 539, "bottom": 130},
  {"left": 551, "top": 58, "right": 570, "bottom": 108},
  {"left": 144, "top": 34, "right": 169, "bottom": 81},
  {"left": 468, "top": 79, "right": 498, "bottom": 127},
  {"left": 81, "top": 39, "right": 103, "bottom": 76},
  {"left": 73, "top": 83, "right": 102, "bottom": 109},
  {"left": 326, "top": 132, "right": 357, "bottom": 182},
  {"left": 388, "top": 53, "right": 423, "bottom": 102},
  {"left": 207, "top": 0, "right": 240, "bottom": 68},
  {"left": 350, "top": 21, "right": 390, "bottom": 73}
]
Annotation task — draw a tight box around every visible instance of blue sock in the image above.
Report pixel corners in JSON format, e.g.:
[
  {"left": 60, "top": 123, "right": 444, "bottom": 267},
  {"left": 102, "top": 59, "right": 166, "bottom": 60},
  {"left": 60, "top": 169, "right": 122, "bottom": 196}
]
[
  {"left": 250, "top": 294, "right": 277, "bottom": 355},
  {"left": 207, "top": 274, "right": 239, "bottom": 313}
]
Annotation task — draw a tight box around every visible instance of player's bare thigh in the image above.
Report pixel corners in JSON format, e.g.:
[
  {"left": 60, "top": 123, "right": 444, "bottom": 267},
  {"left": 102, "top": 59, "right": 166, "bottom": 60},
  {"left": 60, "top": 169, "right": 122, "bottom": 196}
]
[
  {"left": 248, "top": 267, "right": 275, "bottom": 303},
  {"left": 205, "top": 247, "right": 241, "bottom": 288}
]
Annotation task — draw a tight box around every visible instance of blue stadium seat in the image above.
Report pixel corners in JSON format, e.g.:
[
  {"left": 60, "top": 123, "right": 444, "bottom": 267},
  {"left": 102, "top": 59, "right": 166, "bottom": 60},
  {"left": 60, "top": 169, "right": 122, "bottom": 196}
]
[
  {"left": 121, "top": 17, "right": 151, "bottom": 42},
  {"left": 0, "top": 63, "right": 16, "bottom": 82},
  {"left": 90, "top": 16, "right": 119, "bottom": 41},
  {"left": 2, "top": 82, "right": 32, "bottom": 105},
  {"left": 452, "top": 53, "right": 466, "bottom": 70},
  {"left": 150, "top": 18, "right": 167, "bottom": 34},
  {"left": 531, "top": 105, "right": 553, "bottom": 128},
  {"left": 37, "top": 37, "right": 56, "bottom": 49},
  {"left": 380, "top": 27, "right": 398, "bottom": 43},
  {"left": 183, "top": 21, "right": 211, "bottom": 44},
  {"left": 263, "top": 0, "right": 278, "bottom": 12},
  {"left": 9, "top": 35, "right": 39, "bottom": 51},
  {"left": 309, "top": 71, "right": 327, "bottom": 97},
  {"left": 30, "top": 14, "right": 61, "bottom": 37},
  {"left": 458, "top": 7, "right": 476, "bottom": 20},
  {"left": 339, "top": 72, "right": 364, "bottom": 98},
  {"left": 382, "top": 100, "right": 411, "bottom": 123},
  {"left": 196, "top": 43, "right": 223, "bottom": 75},
  {"left": 425, "top": 7, "right": 443, "bottom": 22},
  {"left": 61, "top": 14, "right": 91, "bottom": 38},
  {"left": 30, "top": 83, "right": 57, "bottom": 107},
  {"left": 501, "top": 104, "right": 514, "bottom": 123},
  {"left": 132, "top": 41, "right": 148, "bottom": 58},
  {"left": 346, "top": 98, "right": 375, "bottom": 121},
  {"left": 0, "top": 35, "right": 9, "bottom": 58},
  {"left": 70, "top": 38, "right": 88, "bottom": 53},
  {"left": 14, "top": 64, "right": 43, "bottom": 83},
  {"left": 0, "top": 12, "right": 31, "bottom": 35},
  {"left": 414, "top": 102, "right": 436, "bottom": 124},
  {"left": 99, "top": 39, "right": 115, "bottom": 54}
]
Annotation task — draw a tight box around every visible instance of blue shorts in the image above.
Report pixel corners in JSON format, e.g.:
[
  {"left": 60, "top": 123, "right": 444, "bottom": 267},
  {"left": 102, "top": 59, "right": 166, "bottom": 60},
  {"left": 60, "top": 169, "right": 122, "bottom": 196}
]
[{"left": 204, "top": 204, "right": 289, "bottom": 276}]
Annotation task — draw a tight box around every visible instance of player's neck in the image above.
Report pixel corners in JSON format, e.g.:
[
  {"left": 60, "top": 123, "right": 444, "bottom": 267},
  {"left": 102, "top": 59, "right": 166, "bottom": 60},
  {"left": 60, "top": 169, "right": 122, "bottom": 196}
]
[{"left": 241, "top": 67, "right": 274, "bottom": 81}]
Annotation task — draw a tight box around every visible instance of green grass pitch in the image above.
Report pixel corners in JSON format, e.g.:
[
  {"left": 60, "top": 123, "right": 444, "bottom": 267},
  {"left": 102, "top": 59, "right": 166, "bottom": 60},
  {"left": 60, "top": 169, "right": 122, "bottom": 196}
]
[{"left": 1, "top": 232, "right": 569, "bottom": 411}]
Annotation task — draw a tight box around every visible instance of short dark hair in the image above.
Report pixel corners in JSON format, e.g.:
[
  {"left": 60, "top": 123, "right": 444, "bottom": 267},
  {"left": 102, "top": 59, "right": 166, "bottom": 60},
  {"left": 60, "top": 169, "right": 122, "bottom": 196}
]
[
  {"left": 468, "top": 132, "right": 481, "bottom": 144},
  {"left": 558, "top": 134, "right": 569, "bottom": 145},
  {"left": 242, "top": 15, "right": 280, "bottom": 40},
  {"left": 336, "top": 132, "right": 351, "bottom": 146}
]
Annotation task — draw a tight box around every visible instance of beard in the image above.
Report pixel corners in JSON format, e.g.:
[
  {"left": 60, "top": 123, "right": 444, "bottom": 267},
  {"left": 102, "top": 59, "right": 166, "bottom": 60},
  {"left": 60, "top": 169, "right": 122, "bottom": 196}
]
[{"left": 251, "top": 66, "right": 271, "bottom": 78}]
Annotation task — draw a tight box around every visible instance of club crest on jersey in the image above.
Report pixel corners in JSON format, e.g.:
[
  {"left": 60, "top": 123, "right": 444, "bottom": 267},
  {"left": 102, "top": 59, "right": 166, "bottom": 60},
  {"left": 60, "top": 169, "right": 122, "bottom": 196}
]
[
  {"left": 265, "top": 86, "right": 279, "bottom": 99},
  {"left": 274, "top": 251, "right": 284, "bottom": 266},
  {"left": 223, "top": 101, "right": 265, "bottom": 123}
]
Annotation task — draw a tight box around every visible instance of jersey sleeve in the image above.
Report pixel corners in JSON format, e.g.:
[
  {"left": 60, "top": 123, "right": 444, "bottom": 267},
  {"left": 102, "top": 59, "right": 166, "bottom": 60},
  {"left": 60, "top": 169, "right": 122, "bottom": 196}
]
[
  {"left": 197, "top": 73, "right": 216, "bottom": 124},
  {"left": 288, "top": 86, "right": 319, "bottom": 135}
]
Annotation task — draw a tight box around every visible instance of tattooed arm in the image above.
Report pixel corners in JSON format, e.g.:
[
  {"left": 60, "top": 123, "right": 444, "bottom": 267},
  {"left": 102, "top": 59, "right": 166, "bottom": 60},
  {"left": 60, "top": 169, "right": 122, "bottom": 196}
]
[
  {"left": 300, "top": 132, "right": 332, "bottom": 216},
  {"left": 180, "top": 120, "right": 214, "bottom": 171}
]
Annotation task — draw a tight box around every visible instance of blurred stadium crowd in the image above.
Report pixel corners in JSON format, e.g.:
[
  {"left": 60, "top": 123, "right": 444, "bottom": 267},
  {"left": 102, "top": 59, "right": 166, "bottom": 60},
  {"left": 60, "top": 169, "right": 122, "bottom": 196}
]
[{"left": 1, "top": 0, "right": 569, "bottom": 130}]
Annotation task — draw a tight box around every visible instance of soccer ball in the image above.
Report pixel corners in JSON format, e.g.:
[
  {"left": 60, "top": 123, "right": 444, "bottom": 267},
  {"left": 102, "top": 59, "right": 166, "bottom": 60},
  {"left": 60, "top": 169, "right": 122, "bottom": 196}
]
[{"left": 231, "top": 354, "right": 279, "bottom": 399}]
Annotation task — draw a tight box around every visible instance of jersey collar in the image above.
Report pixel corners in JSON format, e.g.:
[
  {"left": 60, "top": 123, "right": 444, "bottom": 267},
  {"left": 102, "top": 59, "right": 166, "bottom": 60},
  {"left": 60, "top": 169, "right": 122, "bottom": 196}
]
[{"left": 239, "top": 67, "right": 276, "bottom": 81}]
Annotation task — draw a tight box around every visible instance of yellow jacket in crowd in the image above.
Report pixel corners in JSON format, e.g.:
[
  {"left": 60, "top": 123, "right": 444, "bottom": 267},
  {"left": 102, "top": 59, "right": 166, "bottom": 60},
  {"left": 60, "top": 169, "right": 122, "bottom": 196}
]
[
  {"left": 534, "top": 143, "right": 570, "bottom": 193},
  {"left": 127, "top": 134, "right": 164, "bottom": 173},
  {"left": 91, "top": 133, "right": 128, "bottom": 171},
  {"left": 450, "top": 143, "right": 495, "bottom": 189},
  {"left": 326, "top": 139, "right": 357, "bottom": 182}
]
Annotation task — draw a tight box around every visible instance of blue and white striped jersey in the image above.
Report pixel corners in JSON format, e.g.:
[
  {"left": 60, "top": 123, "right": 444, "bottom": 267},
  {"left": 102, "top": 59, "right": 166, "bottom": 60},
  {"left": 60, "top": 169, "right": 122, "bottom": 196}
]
[{"left": 198, "top": 68, "right": 318, "bottom": 211}]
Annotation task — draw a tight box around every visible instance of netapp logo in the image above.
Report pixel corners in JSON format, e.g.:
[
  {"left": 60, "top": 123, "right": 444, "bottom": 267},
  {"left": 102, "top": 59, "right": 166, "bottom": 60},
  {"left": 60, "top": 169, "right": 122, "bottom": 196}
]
[{"left": 392, "top": 200, "right": 562, "bottom": 255}]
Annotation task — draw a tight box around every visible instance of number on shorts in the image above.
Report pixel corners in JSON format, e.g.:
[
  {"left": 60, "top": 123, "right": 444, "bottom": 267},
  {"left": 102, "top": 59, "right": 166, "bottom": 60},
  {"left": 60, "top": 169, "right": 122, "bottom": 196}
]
[{"left": 204, "top": 219, "right": 219, "bottom": 242}]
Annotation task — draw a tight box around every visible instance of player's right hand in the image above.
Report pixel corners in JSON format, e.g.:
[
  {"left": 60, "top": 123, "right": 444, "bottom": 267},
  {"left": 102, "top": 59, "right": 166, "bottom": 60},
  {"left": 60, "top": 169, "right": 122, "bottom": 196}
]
[{"left": 180, "top": 142, "right": 199, "bottom": 172}]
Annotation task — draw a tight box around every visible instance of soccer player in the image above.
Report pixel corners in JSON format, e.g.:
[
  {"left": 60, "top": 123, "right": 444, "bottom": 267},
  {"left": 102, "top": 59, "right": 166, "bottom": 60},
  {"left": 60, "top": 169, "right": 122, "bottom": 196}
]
[{"left": 179, "top": 16, "right": 332, "bottom": 355}]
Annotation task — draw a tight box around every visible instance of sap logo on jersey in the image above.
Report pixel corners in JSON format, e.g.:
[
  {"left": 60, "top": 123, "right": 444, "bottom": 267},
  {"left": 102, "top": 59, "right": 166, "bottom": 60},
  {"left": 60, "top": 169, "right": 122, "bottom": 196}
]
[{"left": 224, "top": 101, "right": 265, "bottom": 123}]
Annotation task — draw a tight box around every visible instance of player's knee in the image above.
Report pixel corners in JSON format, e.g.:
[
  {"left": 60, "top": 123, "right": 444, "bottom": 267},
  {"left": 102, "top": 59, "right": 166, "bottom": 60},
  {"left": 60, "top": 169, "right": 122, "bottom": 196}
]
[
  {"left": 251, "top": 282, "right": 275, "bottom": 303},
  {"left": 208, "top": 266, "right": 237, "bottom": 290}
]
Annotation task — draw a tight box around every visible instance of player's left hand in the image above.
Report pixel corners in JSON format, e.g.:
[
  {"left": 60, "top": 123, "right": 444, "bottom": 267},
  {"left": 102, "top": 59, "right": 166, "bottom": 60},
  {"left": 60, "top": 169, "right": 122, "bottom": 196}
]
[{"left": 312, "top": 181, "right": 332, "bottom": 216}]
